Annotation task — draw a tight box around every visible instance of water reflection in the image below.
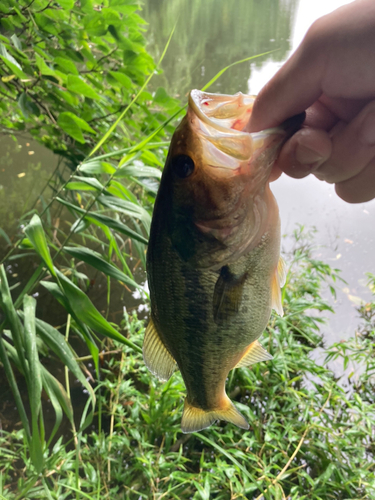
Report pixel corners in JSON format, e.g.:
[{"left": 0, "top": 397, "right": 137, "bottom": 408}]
[
  {"left": 142, "top": 0, "right": 299, "bottom": 97},
  {"left": 0, "top": 135, "right": 59, "bottom": 243}
]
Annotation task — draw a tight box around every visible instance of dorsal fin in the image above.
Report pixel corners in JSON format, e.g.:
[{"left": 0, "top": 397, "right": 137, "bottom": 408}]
[
  {"left": 143, "top": 317, "right": 177, "bottom": 382},
  {"left": 234, "top": 340, "right": 273, "bottom": 368}
]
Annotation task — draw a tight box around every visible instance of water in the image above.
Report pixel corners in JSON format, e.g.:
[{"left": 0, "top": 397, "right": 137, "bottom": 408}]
[{"left": 141, "top": 0, "right": 375, "bottom": 345}]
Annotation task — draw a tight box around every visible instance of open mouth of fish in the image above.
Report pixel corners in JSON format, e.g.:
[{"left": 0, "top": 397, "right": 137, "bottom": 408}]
[
  {"left": 188, "top": 89, "right": 303, "bottom": 171},
  {"left": 188, "top": 89, "right": 305, "bottom": 236}
]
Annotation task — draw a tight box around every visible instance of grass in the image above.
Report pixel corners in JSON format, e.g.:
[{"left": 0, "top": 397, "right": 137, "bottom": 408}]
[{"left": 0, "top": 228, "right": 374, "bottom": 499}]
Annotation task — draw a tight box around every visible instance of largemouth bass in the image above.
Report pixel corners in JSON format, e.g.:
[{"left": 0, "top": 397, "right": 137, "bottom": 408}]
[{"left": 143, "top": 90, "right": 304, "bottom": 433}]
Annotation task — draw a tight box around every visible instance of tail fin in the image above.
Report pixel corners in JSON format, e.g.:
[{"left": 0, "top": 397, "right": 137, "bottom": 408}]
[{"left": 181, "top": 397, "right": 249, "bottom": 433}]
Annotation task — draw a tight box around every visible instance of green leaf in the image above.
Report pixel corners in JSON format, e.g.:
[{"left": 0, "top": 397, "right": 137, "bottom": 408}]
[
  {"left": 65, "top": 176, "right": 105, "bottom": 192},
  {"left": 0, "top": 265, "right": 28, "bottom": 376},
  {"left": 57, "top": 197, "right": 148, "bottom": 245},
  {"left": 18, "top": 93, "right": 40, "bottom": 119},
  {"left": 57, "top": 112, "right": 96, "bottom": 144},
  {"left": 10, "top": 34, "right": 22, "bottom": 51},
  {"left": 58, "top": 114, "right": 84, "bottom": 143},
  {"left": 108, "top": 71, "right": 133, "bottom": 89},
  {"left": 64, "top": 246, "right": 143, "bottom": 291},
  {"left": 0, "top": 228, "right": 11, "bottom": 245},
  {"left": 0, "top": 55, "right": 28, "bottom": 79},
  {"left": 35, "top": 54, "right": 58, "bottom": 78},
  {"left": 57, "top": 0, "right": 75, "bottom": 9},
  {"left": 23, "top": 295, "right": 44, "bottom": 473},
  {"left": 97, "top": 195, "right": 151, "bottom": 233},
  {"left": 41, "top": 368, "right": 73, "bottom": 424},
  {"left": 35, "top": 316, "right": 95, "bottom": 407},
  {"left": 114, "top": 165, "right": 161, "bottom": 179},
  {"left": 39, "top": 281, "right": 100, "bottom": 372},
  {"left": 79, "top": 160, "right": 116, "bottom": 175},
  {"left": 67, "top": 75, "right": 101, "bottom": 100},
  {"left": 55, "top": 270, "right": 142, "bottom": 353},
  {"left": 0, "top": 335, "right": 31, "bottom": 443},
  {"left": 24, "top": 214, "right": 56, "bottom": 277},
  {"left": 54, "top": 56, "right": 79, "bottom": 75}
]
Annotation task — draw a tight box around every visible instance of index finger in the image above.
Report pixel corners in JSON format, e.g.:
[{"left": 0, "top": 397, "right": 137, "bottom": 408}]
[{"left": 245, "top": 31, "right": 326, "bottom": 132}]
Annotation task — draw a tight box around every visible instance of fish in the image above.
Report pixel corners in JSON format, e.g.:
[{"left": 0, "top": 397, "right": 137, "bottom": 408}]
[{"left": 143, "top": 89, "right": 304, "bottom": 433}]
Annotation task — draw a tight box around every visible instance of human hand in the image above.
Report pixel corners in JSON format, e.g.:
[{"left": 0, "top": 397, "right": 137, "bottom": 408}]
[{"left": 246, "top": 0, "right": 375, "bottom": 203}]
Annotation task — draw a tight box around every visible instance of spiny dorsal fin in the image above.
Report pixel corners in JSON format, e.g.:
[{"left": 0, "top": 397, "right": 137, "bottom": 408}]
[
  {"left": 143, "top": 317, "right": 177, "bottom": 382},
  {"left": 181, "top": 397, "right": 249, "bottom": 433},
  {"left": 235, "top": 340, "right": 273, "bottom": 368},
  {"left": 213, "top": 266, "right": 247, "bottom": 324}
]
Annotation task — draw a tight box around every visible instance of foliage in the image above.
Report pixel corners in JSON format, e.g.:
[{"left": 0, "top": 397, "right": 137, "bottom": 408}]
[
  {"left": 0, "top": 228, "right": 374, "bottom": 499},
  {"left": 0, "top": 0, "right": 179, "bottom": 164}
]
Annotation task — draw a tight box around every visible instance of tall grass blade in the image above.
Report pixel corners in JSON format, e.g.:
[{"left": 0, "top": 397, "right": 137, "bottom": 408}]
[
  {"left": 39, "top": 281, "right": 100, "bottom": 373},
  {"left": 201, "top": 50, "right": 277, "bottom": 91},
  {"left": 18, "top": 312, "right": 96, "bottom": 412},
  {"left": 23, "top": 295, "right": 44, "bottom": 473},
  {"left": 24, "top": 215, "right": 56, "bottom": 277},
  {"left": 0, "top": 265, "right": 28, "bottom": 376},
  {"left": 65, "top": 177, "right": 106, "bottom": 192},
  {"left": 57, "top": 197, "right": 148, "bottom": 245},
  {"left": 193, "top": 433, "right": 258, "bottom": 485},
  {"left": 114, "top": 165, "right": 162, "bottom": 179},
  {"left": 40, "top": 368, "right": 74, "bottom": 425},
  {"left": 96, "top": 196, "right": 151, "bottom": 233},
  {"left": 0, "top": 336, "right": 31, "bottom": 443},
  {"left": 55, "top": 270, "right": 142, "bottom": 353},
  {"left": 88, "top": 23, "right": 177, "bottom": 158},
  {"left": 64, "top": 247, "right": 143, "bottom": 291}
]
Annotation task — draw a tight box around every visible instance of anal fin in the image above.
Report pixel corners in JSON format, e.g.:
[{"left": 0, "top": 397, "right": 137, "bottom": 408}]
[
  {"left": 235, "top": 340, "right": 273, "bottom": 368},
  {"left": 143, "top": 317, "right": 177, "bottom": 382},
  {"left": 181, "top": 397, "right": 249, "bottom": 434}
]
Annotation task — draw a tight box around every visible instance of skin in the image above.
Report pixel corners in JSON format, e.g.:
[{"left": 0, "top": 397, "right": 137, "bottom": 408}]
[{"left": 245, "top": 0, "right": 375, "bottom": 203}]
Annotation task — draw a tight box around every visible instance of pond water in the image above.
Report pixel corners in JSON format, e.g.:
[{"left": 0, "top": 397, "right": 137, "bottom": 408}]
[{"left": 141, "top": 0, "right": 375, "bottom": 346}]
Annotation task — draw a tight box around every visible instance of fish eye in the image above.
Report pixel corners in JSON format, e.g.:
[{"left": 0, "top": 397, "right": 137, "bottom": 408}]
[{"left": 170, "top": 154, "right": 195, "bottom": 178}]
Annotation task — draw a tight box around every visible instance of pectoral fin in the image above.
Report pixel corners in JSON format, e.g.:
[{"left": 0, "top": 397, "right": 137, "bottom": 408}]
[
  {"left": 143, "top": 317, "right": 177, "bottom": 382},
  {"left": 235, "top": 340, "right": 273, "bottom": 368},
  {"left": 213, "top": 266, "right": 246, "bottom": 323},
  {"left": 271, "top": 256, "right": 287, "bottom": 316}
]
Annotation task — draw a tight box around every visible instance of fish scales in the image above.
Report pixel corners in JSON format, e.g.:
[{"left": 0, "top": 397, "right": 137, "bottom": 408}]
[{"left": 143, "top": 90, "right": 304, "bottom": 433}]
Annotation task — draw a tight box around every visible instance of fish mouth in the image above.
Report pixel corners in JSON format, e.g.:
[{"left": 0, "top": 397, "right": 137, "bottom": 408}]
[{"left": 188, "top": 89, "right": 304, "bottom": 172}]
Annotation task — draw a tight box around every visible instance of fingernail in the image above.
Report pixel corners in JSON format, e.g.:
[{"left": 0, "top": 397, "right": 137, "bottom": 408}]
[
  {"left": 295, "top": 143, "right": 324, "bottom": 166},
  {"left": 359, "top": 111, "right": 375, "bottom": 146}
]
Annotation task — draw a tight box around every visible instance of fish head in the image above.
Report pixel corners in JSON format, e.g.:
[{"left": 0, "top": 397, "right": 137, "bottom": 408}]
[{"left": 158, "top": 89, "right": 304, "bottom": 269}]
